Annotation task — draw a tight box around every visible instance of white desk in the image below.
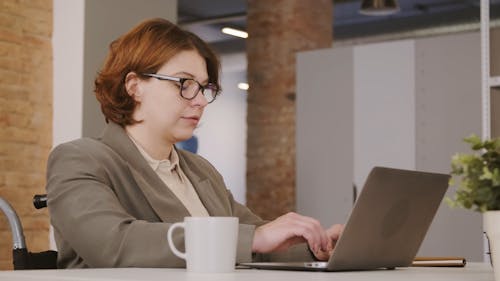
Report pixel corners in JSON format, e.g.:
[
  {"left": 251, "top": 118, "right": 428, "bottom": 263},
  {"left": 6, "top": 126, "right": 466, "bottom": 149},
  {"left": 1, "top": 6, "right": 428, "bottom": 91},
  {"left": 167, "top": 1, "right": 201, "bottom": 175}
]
[{"left": 0, "top": 263, "right": 493, "bottom": 281}]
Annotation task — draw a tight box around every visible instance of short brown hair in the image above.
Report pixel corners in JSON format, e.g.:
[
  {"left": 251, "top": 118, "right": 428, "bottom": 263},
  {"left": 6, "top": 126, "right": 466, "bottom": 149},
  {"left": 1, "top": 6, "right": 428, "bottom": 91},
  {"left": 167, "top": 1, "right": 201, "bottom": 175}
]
[{"left": 94, "top": 18, "right": 221, "bottom": 126}]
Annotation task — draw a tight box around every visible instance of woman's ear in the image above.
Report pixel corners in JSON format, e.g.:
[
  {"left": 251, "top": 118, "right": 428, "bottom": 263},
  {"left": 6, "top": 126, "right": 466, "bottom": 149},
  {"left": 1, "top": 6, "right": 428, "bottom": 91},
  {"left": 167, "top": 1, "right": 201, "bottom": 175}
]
[{"left": 125, "top": 72, "right": 142, "bottom": 102}]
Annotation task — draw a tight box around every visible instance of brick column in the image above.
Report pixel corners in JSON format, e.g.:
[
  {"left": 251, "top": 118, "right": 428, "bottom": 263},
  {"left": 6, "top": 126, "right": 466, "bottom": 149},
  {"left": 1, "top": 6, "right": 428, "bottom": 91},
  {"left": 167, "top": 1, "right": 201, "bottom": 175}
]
[
  {"left": 0, "top": 0, "right": 53, "bottom": 269},
  {"left": 246, "top": 0, "right": 333, "bottom": 219}
]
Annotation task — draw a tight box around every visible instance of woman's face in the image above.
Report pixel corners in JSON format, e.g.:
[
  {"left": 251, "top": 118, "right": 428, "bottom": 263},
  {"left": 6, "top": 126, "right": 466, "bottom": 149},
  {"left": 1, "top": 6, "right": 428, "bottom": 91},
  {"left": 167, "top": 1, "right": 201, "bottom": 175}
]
[{"left": 131, "top": 50, "right": 210, "bottom": 144}]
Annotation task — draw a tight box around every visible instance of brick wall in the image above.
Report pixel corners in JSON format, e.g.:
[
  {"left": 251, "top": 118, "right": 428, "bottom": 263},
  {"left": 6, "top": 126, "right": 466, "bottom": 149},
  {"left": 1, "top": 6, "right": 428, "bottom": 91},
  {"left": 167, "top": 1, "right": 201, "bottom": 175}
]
[
  {"left": 246, "top": 0, "right": 333, "bottom": 220},
  {"left": 0, "top": 0, "right": 52, "bottom": 270}
]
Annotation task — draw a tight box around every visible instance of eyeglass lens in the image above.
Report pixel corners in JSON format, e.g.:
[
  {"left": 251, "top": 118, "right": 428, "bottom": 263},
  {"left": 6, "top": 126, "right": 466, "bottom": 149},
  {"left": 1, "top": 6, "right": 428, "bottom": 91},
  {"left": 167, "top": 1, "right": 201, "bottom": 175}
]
[{"left": 181, "top": 79, "right": 217, "bottom": 103}]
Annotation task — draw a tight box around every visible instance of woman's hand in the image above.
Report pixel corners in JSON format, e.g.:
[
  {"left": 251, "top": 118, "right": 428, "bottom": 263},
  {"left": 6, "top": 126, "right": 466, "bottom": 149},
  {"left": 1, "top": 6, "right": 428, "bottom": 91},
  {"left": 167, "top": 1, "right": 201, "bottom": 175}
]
[
  {"left": 252, "top": 212, "right": 329, "bottom": 256},
  {"left": 310, "top": 223, "right": 344, "bottom": 260}
]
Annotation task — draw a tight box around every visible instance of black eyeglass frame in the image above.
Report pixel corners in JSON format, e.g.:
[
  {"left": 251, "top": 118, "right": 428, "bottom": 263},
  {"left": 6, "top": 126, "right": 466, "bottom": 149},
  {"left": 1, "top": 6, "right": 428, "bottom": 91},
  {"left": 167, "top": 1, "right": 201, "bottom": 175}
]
[{"left": 142, "top": 73, "right": 220, "bottom": 103}]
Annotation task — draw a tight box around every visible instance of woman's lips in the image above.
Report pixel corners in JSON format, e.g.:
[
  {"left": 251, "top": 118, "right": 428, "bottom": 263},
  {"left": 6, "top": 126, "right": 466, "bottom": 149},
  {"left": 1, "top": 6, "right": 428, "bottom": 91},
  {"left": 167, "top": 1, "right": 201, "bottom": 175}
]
[{"left": 182, "top": 116, "right": 200, "bottom": 124}]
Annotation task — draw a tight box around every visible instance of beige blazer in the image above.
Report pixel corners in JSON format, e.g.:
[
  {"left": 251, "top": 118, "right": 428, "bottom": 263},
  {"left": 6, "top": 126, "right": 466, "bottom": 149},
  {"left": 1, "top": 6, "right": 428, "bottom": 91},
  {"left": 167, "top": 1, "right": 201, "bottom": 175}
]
[{"left": 46, "top": 122, "right": 313, "bottom": 268}]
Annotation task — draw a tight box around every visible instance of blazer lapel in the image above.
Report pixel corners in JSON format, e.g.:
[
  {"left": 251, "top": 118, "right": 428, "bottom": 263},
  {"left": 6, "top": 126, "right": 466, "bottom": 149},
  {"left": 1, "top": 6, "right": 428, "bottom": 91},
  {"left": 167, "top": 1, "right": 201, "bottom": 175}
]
[
  {"left": 176, "top": 148, "right": 230, "bottom": 216},
  {"left": 99, "top": 122, "right": 190, "bottom": 221}
]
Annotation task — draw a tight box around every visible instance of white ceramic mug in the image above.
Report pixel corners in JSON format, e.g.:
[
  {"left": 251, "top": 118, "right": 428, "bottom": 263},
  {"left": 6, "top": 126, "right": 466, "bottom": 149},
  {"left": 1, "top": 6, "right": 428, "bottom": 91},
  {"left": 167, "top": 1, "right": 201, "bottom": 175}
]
[{"left": 167, "top": 216, "right": 239, "bottom": 273}]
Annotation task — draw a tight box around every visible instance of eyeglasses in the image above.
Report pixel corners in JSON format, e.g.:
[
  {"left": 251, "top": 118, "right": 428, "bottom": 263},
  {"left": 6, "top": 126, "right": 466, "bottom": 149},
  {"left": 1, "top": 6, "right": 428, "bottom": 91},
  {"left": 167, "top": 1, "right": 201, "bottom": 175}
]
[{"left": 142, "top": 73, "right": 219, "bottom": 104}]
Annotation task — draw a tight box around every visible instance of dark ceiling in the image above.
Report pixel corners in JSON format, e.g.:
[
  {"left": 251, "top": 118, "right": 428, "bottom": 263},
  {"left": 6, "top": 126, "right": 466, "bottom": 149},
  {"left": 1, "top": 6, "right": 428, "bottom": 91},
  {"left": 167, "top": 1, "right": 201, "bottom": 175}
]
[{"left": 178, "top": 0, "right": 500, "bottom": 54}]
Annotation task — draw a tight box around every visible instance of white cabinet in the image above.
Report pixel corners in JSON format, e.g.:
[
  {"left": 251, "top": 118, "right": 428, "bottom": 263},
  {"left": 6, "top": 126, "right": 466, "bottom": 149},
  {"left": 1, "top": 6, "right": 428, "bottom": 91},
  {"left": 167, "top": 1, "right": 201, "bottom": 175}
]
[{"left": 297, "top": 32, "right": 484, "bottom": 262}]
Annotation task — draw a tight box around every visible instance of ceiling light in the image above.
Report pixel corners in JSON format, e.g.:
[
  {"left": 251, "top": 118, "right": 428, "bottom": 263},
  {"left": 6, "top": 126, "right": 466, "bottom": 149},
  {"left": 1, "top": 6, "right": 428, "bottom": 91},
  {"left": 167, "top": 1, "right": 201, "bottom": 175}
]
[
  {"left": 360, "top": 0, "right": 400, "bottom": 16},
  {"left": 238, "top": 83, "right": 249, "bottom": 90},
  {"left": 222, "top": 27, "right": 248, "bottom": 39}
]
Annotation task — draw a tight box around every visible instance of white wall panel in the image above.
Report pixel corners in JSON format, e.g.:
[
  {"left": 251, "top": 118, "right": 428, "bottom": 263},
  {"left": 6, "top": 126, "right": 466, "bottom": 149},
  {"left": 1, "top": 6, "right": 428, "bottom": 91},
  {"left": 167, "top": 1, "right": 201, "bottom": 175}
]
[
  {"left": 353, "top": 40, "right": 416, "bottom": 190},
  {"left": 296, "top": 48, "right": 354, "bottom": 227},
  {"left": 415, "top": 32, "right": 482, "bottom": 261}
]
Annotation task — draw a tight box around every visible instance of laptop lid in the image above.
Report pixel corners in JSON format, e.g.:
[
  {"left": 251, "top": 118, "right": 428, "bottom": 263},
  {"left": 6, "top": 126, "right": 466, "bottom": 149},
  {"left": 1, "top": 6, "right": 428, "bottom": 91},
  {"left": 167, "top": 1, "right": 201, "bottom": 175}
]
[
  {"left": 326, "top": 166, "right": 449, "bottom": 271},
  {"left": 240, "top": 166, "right": 450, "bottom": 271}
]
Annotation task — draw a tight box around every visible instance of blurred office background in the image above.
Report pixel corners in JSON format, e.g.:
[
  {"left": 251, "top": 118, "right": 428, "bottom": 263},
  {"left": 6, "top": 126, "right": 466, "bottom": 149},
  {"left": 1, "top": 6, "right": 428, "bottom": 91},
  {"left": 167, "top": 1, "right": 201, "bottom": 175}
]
[{"left": 0, "top": 0, "right": 499, "bottom": 269}]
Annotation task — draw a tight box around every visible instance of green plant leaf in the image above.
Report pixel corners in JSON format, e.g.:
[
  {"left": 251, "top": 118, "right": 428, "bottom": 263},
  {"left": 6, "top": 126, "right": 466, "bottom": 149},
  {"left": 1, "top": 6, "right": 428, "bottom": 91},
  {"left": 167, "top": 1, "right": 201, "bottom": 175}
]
[{"left": 448, "top": 135, "right": 500, "bottom": 212}]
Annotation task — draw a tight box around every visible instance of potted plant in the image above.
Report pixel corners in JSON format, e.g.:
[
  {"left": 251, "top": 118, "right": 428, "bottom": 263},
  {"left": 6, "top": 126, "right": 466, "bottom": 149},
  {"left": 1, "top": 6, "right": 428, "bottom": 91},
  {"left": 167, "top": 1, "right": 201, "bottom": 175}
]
[{"left": 447, "top": 134, "right": 500, "bottom": 278}]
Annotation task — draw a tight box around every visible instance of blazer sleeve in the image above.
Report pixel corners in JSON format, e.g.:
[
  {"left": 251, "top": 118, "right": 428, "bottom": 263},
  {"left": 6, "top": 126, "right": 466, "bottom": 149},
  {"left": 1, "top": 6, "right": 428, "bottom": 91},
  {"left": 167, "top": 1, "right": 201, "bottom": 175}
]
[
  {"left": 226, "top": 191, "right": 315, "bottom": 263},
  {"left": 195, "top": 154, "right": 316, "bottom": 263},
  {"left": 47, "top": 142, "right": 186, "bottom": 268}
]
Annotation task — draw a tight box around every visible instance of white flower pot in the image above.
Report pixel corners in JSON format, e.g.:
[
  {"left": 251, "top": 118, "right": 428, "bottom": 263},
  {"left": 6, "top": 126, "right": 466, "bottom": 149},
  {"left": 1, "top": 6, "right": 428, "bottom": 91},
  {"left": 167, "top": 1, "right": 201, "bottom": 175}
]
[{"left": 484, "top": 211, "right": 500, "bottom": 281}]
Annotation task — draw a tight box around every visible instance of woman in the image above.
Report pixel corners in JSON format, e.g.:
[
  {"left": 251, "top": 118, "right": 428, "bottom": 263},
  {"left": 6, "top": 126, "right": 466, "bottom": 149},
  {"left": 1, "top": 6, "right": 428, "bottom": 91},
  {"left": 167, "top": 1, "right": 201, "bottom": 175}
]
[{"left": 46, "top": 18, "right": 342, "bottom": 268}]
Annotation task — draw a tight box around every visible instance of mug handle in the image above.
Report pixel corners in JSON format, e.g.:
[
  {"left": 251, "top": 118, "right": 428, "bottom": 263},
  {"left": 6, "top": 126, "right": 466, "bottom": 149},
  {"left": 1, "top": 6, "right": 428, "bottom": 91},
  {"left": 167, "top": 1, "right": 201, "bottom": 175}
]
[{"left": 167, "top": 222, "right": 187, "bottom": 260}]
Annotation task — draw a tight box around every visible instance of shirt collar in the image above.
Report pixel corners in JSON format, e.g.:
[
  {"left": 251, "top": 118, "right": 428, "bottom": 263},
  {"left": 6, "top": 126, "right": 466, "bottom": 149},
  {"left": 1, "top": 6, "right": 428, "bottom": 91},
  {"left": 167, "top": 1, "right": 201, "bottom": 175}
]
[{"left": 127, "top": 134, "right": 179, "bottom": 173}]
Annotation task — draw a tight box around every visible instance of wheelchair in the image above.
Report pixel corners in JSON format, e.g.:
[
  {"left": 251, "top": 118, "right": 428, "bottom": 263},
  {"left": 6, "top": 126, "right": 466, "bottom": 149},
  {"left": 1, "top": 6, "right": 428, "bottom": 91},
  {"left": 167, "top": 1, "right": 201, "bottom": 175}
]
[{"left": 0, "top": 194, "right": 57, "bottom": 269}]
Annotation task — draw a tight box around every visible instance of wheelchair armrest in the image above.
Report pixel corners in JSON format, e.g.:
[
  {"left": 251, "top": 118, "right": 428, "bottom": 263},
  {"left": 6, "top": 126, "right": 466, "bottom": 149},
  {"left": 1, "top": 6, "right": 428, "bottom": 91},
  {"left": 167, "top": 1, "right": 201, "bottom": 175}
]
[{"left": 0, "top": 197, "right": 27, "bottom": 250}]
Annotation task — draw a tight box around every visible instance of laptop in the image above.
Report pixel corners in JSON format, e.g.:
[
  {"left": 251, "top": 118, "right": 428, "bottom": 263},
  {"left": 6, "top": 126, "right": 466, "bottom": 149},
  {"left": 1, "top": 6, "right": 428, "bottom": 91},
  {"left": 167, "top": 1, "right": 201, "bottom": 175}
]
[{"left": 240, "top": 166, "right": 450, "bottom": 271}]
